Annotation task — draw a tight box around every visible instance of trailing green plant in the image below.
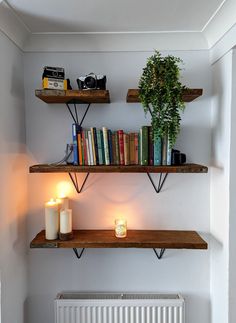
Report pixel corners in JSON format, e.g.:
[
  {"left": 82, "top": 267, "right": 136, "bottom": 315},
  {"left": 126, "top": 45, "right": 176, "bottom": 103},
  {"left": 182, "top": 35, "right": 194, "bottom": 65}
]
[{"left": 139, "top": 50, "right": 187, "bottom": 147}]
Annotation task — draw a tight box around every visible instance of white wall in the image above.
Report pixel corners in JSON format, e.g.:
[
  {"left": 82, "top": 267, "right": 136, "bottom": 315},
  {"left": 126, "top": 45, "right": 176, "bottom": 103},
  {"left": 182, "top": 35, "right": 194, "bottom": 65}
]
[
  {"left": 0, "top": 31, "right": 28, "bottom": 323},
  {"left": 24, "top": 50, "right": 211, "bottom": 323}
]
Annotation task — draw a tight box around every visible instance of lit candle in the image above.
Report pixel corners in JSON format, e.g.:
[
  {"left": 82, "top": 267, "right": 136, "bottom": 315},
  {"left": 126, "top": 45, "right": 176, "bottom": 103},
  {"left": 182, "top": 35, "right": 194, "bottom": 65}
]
[
  {"left": 60, "top": 209, "right": 72, "bottom": 234},
  {"left": 45, "top": 199, "right": 59, "bottom": 240},
  {"left": 57, "top": 197, "right": 69, "bottom": 210},
  {"left": 115, "top": 219, "right": 127, "bottom": 238}
]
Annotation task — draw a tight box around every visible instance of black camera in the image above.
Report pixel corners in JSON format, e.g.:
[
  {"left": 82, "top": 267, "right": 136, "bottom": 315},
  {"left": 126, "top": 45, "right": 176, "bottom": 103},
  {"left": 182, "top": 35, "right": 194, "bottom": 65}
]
[
  {"left": 42, "top": 66, "right": 65, "bottom": 80},
  {"left": 172, "top": 149, "right": 186, "bottom": 165},
  {"left": 77, "top": 73, "right": 106, "bottom": 90}
]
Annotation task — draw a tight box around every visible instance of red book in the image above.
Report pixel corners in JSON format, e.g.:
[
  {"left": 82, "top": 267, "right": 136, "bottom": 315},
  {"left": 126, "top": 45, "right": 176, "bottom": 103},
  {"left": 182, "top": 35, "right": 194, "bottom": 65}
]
[
  {"left": 134, "top": 133, "right": 139, "bottom": 164},
  {"left": 82, "top": 130, "right": 88, "bottom": 165},
  {"left": 118, "top": 130, "right": 125, "bottom": 165}
]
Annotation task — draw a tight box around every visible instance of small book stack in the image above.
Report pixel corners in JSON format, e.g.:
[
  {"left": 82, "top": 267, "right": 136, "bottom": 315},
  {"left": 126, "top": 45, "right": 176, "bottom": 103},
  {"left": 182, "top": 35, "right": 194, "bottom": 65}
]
[{"left": 72, "top": 125, "right": 171, "bottom": 166}]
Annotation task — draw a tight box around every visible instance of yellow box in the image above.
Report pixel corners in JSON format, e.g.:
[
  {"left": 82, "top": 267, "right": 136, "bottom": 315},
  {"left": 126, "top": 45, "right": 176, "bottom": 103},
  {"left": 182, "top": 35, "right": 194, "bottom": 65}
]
[{"left": 42, "top": 77, "right": 67, "bottom": 90}]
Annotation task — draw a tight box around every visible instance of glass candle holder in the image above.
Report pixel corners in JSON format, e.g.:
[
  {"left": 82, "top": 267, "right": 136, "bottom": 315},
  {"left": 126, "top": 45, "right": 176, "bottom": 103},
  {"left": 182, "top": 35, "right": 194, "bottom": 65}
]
[{"left": 115, "top": 219, "right": 127, "bottom": 238}]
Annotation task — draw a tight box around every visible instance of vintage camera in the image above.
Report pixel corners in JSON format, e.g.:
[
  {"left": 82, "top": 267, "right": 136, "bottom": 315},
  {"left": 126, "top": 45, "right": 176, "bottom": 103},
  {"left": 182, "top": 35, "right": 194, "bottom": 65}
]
[
  {"left": 77, "top": 73, "right": 106, "bottom": 90},
  {"left": 172, "top": 149, "right": 186, "bottom": 165},
  {"left": 42, "top": 66, "right": 65, "bottom": 80}
]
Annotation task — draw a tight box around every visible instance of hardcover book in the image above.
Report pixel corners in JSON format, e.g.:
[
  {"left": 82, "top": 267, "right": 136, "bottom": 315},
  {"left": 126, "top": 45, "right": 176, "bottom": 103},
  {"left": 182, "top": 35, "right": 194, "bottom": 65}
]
[
  {"left": 102, "top": 127, "right": 110, "bottom": 165},
  {"left": 118, "top": 130, "right": 125, "bottom": 165}
]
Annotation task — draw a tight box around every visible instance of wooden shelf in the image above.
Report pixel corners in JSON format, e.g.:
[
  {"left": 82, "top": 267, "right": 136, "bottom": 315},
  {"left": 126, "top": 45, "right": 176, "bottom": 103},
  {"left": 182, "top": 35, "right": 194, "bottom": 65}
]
[
  {"left": 30, "top": 230, "right": 207, "bottom": 249},
  {"left": 35, "top": 89, "right": 110, "bottom": 104},
  {"left": 126, "top": 88, "right": 203, "bottom": 103},
  {"left": 29, "top": 163, "right": 208, "bottom": 174}
]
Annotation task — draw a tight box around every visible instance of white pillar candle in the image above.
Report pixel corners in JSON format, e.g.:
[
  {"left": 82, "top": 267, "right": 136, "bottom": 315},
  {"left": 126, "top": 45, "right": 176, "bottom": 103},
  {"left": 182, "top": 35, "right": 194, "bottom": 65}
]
[
  {"left": 115, "top": 219, "right": 127, "bottom": 238},
  {"left": 60, "top": 209, "right": 72, "bottom": 234},
  {"left": 45, "top": 199, "right": 59, "bottom": 240},
  {"left": 57, "top": 197, "right": 69, "bottom": 210}
]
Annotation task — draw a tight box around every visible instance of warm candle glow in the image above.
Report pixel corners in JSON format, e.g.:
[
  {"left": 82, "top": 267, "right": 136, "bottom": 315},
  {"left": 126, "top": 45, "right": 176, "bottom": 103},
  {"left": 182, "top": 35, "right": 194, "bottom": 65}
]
[
  {"left": 57, "top": 181, "right": 72, "bottom": 198},
  {"left": 115, "top": 218, "right": 127, "bottom": 238},
  {"left": 45, "top": 199, "right": 59, "bottom": 240}
]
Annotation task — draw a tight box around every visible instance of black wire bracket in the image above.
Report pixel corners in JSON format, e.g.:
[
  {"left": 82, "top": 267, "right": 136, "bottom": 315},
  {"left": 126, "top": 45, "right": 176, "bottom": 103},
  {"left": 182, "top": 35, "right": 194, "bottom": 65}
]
[
  {"left": 147, "top": 173, "right": 168, "bottom": 193},
  {"left": 66, "top": 102, "right": 91, "bottom": 126},
  {"left": 73, "top": 248, "right": 85, "bottom": 259},
  {"left": 68, "top": 173, "right": 90, "bottom": 193},
  {"left": 153, "top": 248, "right": 166, "bottom": 260}
]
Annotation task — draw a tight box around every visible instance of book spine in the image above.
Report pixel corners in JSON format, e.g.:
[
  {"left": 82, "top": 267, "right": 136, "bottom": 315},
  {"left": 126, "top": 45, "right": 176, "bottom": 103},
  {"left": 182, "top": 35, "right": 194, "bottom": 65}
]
[
  {"left": 100, "top": 130, "right": 105, "bottom": 165},
  {"left": 102, "top": 127, "right": 110, "bottom": 165},
  {"left": 153, "top": 136, "right": 162, "bottom": 166},
  {"left": 148, "top": 126, "right": 154, "bottom": 165},
  {"left": 167, "top": 136, "right": 172, "bottom": 166},
  {"left": 129, "top": 133, "right": 135, "bottom": 165},
  {"left": 97, "top": 130, "right": 104, "bottom": 165},
  {"left": 114, "top": 131, "right": 120, "bottom": 165},
  {"left": 90, "top": 127, "right": 97, "bottom": 165},
  {"left": 85, "top": 130, "right": 91, "bottom": 166},
  {"left": 93, "top": 127, "right": 99, "bottom": 165},
  {"left": 72, "top": 123, "right": 79, "bottom": 165},
  {"left": 108, "top": 130, "right": 114, "bottom": 165},
  {"left": 77, "top": 132, "right": 83, "bottom": 165},
  {"left": 141, "top": 126, "right": 148, "bottom": 166},
  {"left": 118, "top": 130, "right": 124, "bottom": 165},
  {"left": 82, "top": 130, "right": 88, "bottom": 165},
  {"left": 134, "top": 133, "right": 139, "bottom": 165},
  {"left": 88, "top": 130, "right": 94, "bottom": 165},
  {"left": 112, "top": 133, "right": 117, "bottom": 165},
  {"left": 162, "top": 135, "right": 167, "bottom": 165},
  {"left": 124, "top": 133, "right": 130, "bottom": 165}
]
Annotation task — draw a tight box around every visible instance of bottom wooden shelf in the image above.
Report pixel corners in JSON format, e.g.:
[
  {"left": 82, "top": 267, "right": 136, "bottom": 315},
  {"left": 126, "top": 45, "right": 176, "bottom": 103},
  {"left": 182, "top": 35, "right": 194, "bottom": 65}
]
[{"left": 30, "top": 230, "right": 207, "bottom": 250}]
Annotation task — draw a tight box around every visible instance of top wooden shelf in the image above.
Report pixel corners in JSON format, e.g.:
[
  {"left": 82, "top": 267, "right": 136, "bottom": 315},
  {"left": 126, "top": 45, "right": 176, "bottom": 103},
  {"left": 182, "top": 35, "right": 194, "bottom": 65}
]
[
  {"left": 29, "top": 163, "right": 208, "bottom": 174},
  {"left": 126, "top": 88, "right": 203, "bottom": 103},
  {"left": 35, "top": 89, "right": 111, "bottom": 104},
  {"left": 30, "top": 229, "right": 207, "bottom": 250}
]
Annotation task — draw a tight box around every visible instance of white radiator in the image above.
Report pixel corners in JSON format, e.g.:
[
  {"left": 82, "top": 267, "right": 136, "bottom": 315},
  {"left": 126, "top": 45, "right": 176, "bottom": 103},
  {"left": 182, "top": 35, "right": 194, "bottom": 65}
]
[{"left": 55, "top": 293, "right": 185, "bottom": 323}]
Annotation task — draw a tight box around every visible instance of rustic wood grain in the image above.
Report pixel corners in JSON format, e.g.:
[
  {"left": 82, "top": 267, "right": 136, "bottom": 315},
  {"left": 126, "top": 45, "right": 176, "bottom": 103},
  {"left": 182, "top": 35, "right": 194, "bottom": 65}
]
[
  {"left": 29, "top": 163, "right": 208, "bottom": 174},
  {"left": 35, "top": 89, "right": 110, "bottom": 104},
  {"left": 126, "top": 89, "right": 203, "bottom": 103},
  {"left": 30, "top": 230, "right": 207, "bottom": 249}
]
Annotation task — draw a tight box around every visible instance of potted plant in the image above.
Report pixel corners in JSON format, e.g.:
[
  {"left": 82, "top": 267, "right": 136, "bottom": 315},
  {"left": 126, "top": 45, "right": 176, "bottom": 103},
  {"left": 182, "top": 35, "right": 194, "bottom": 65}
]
[{"left": 139, "top": 51, "right": 187, "bottom": 148}]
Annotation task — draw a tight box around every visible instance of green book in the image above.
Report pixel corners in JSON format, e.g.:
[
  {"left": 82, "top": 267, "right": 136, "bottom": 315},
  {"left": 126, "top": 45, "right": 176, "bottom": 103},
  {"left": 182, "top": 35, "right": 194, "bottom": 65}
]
[{"left": 141, "top": 126, "right": 149, "bottom": 165}]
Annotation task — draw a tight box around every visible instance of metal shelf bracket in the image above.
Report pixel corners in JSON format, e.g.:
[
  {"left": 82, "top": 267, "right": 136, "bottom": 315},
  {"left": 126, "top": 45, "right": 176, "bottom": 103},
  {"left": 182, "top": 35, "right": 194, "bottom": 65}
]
[
  {"left": 147, "top": 172, "right": 168, "bottom": 193},
  {"left": 68, "top": 173, "right": 90, "bottom": 193},
  {"left": 73, "top": 248, "right": 85, "bottom": 259},
  {"left": 66, "top": 102, "right": 91, "bottom": 126},
  {"left": 153, "top": 248, "right": 166, "bottom": 260}
]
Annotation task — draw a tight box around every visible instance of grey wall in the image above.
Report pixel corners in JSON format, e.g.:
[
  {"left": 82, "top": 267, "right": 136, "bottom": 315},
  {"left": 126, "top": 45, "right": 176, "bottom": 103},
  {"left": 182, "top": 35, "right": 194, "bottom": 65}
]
[
  {"left": 0, "top": 31, "right": 28, "bottom": 323},
  {"left": 24, "top": 50, "right": 212, "bottom": 323}
]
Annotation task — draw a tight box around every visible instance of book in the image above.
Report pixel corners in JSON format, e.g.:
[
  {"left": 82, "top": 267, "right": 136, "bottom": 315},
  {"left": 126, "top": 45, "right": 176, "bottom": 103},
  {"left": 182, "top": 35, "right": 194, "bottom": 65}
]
[
  {"left": 88, "top": 130, "right": 94, "bottom": 165},
  {"left": 112, "top": 133, "right": 117, "bottom": 165},
  {"left": 118, "top": 130, "right": 125, "bottom": 165},
  {"left": 108, "top": 129, "right": 114, "bottom": 165},
  {"left": 124, "top": 133, "right": 130, "bottom": 165},
  {"left": 167, "top": 136, "right": 172, "bottom": 166},
  {"left": 153, "top": 136, "right": 162, "bottom": 166},
  {"left": 92, "top": 127, "right": 99, "bottom": 165},
  {"left": 129, "top": 133, "right": 135, "bottom": 165},
  {"left": 90, "top": 127, "right": 97, "bottom": 165},
  {"left": 82, "top": 130, "right": 88, "bottom": 165},
  {"left": 114, "top": 131, "right": 120, "bottom": 165},
  {"left": 162, "top": 135, "right": 167, "bottom": 165},
  {"left": 102, "top": 127, "right": 110, "bottom": 165},
  {"left": 148, "top": 126, "right": 154, "bottom": 165},
  {"left": 77, "top": 132, "right": 83, "bottom": 165},
  {"left": 97, "top": 130, "right": 104, "bottom": 165},
  {"left": 85, "top": 130, "right": 91, "bottom": 165},
  {"left": 72, "top": 123, "right": 81, "bottom": 165},
  {"left": 140, "top": 126, "right": 149, "bottom": 165},
  {"left": 134, "top": 133, "right": 139, "bottom": 164}
]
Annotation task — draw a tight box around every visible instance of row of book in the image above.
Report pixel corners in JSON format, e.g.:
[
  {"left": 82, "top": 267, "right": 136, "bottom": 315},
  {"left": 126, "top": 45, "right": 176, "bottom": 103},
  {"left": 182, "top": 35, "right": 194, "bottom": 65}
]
[{"left": 72, "top": 124, "right": 171, "bottom": 166}]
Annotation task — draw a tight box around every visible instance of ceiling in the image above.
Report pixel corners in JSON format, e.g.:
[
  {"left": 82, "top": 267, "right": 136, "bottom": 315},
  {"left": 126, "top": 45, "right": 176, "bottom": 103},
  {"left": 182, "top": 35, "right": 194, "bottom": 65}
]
[{"left": 6, "top": 0, "right": 224, "bottom": 33}]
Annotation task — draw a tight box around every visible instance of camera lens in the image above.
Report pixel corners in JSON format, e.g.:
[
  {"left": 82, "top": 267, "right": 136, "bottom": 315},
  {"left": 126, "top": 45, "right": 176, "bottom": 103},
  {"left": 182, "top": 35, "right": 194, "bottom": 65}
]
[{"left": 84, "top": 76, "right": 96, "bottom": 89}]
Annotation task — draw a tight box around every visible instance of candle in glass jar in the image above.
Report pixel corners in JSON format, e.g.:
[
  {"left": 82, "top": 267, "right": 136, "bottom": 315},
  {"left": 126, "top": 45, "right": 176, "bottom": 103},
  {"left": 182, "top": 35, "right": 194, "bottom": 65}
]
[
  {"left": 45, "top": 199, "right": 59, "bottom": 240},
  {"left": 60, "top": 209, "right": 72, "bottom": 234},
  {"left": 115, "top": 219, "right": 127, "bottom": 238}
]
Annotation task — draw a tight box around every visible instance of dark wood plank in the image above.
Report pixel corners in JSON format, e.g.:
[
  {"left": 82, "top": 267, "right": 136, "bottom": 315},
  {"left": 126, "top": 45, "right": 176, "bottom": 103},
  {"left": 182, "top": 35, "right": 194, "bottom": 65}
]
[
  {"left": 126, "top": 89, "right": 203, "bottom": 103},
  {"left": 35, "top": 89, "right": 110, "bottom": 104},
  {"left": 29, "top": 163, "right": 208, "bottom": 174},
  {"left": 30, "top": 230, "right": 207, "bottom": 249}
]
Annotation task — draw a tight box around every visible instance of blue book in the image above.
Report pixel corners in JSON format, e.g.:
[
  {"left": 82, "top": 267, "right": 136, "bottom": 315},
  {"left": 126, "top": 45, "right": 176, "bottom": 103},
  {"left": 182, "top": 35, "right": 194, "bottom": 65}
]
[
  {"left": 97, "top": 130, "right": 104, "bottom": 165},
  {"left": 154, "top": 136, "right": 162, "bottom": 165},
  {"left": 108, "top": 129, "right": 114, "bottom": 165},
  {"left": 72, "top": 123, "right": 81, "bottom": 165}
]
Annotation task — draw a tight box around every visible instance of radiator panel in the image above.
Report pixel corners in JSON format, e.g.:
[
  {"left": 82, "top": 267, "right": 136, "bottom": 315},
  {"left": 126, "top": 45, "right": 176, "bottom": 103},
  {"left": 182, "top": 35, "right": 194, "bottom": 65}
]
[{"left": 55, "top": 293, "right": 185, "bottom": 323}]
